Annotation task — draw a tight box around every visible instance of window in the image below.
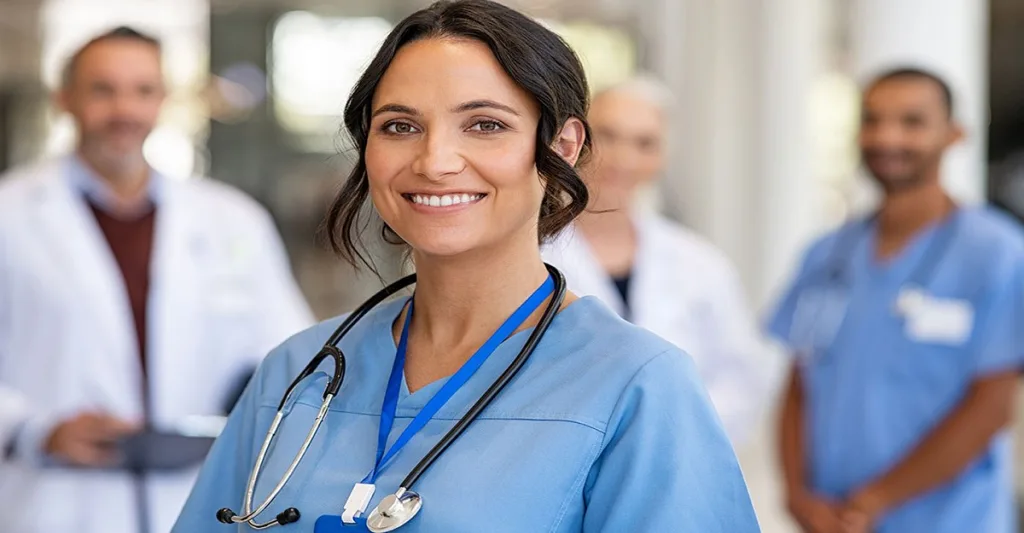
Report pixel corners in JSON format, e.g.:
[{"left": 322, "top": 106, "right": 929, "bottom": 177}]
[
  {"left": 541, "top": 20, "right": 638, "bottom": 93},
  {"left": 270, "top": 12, "right": 392, "bottom": 147}
]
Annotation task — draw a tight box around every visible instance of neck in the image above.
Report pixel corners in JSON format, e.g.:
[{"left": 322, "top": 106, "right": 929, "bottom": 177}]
[
  {"left": 407, "top": 233, "right": 552, "bottom": 353},
  {"left": 878, "top": 180, "right": 953, "bottom": 239},
  {"left": 573, "top": 207, "right": 638, "bottom": 277},
  {"left": 77, "top": 148, "right": 151, "bottom": 207},
  {"left": 575, "top": 206, "right": 633, "bottom": 237}
]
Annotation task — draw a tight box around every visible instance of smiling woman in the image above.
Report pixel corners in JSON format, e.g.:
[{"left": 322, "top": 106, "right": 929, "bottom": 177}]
[
  {"left": 326, "top": 6, "right": 590, "bottom": 269},
  {"left": 172, "top": 1, "right": 760, "bottom": 532}
]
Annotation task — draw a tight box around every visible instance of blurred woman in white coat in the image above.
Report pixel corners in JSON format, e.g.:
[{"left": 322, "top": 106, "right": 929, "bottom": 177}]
[
  {"left": 0, "top": 27, "right": 313, "bottom": 533},
  {"left": 542, "top": 76, "right": 771, "bottom": 447}
]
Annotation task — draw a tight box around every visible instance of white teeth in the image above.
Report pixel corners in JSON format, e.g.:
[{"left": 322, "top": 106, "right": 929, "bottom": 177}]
[{"left": 410, "top": 193, "right": 482, "bottom": 207}]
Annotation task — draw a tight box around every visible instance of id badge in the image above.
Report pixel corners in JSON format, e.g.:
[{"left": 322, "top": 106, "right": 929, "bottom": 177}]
[
  {"left": 905, "top": 296, "right": 975, "bottom": 345},
  {"left": 790, "top": 287, "right": 850, "bottom": 363},
  {"left": 316, "top": 515, "right": 370, "bottom": 532}
]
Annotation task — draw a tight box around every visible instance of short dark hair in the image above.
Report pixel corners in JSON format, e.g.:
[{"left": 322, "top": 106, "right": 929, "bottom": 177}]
[
  {"left": 61, "top": 26, "right": 162, "bottom": 88},
  {"left": 865, "top": 67, "right": 955, "bottom": 117},
  {"left": 322, "top": 0, "right": 592, "bottom": 272}
]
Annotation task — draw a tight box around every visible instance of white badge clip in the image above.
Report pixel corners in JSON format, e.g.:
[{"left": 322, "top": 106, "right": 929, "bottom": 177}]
[
  {"left": 342, "top": 483, "right": 376, "bottom": 524},
  {"left": 895, "top": 286, "right": 928, "bottom": 318}
]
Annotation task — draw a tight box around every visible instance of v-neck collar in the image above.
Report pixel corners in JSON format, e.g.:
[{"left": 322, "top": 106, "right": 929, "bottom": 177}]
[
  {"left": 860, "top": 209, "right": 961, "bottom": 284},
  {"left": 368, "top": 293, "right": 593, "bottom": 413}
]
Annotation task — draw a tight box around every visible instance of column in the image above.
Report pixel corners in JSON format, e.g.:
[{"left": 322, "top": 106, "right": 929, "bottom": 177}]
[
  {"left": 848, "top": 0, "right": 990, "bottom": 205},
  {"left": 640, "top": 0, "right": 829, "bottom": 311},
  {"left": 640, "top": 0, "right": 762, "bottom": 295}
]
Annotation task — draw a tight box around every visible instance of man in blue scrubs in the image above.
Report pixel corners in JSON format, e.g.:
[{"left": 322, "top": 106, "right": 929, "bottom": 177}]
[{"left": 769, "top": 68, "right": 1024, "bottom": 533}]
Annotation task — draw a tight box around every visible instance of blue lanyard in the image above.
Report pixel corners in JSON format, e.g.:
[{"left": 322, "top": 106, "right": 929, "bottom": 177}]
[{"left": 362, "top": 274, "right": 555, "bottom": 484}]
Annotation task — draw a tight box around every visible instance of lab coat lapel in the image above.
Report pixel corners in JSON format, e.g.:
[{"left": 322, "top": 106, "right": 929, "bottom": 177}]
[
  {"left": 547, "top": 226, "right": 625, "bottom": 316},
  {"left": 32, "top": 164, "right": 143, "bottom": 415},
  {"left": 146, "top": 180, "right": 202, "bottom": 426},
  {"left": 629, "top": 214, "right": 664, "bottom": 330}
]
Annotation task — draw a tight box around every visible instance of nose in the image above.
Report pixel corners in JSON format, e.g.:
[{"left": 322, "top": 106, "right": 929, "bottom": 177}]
[
  {"left": 596, "top": 140, "right": 634, "bottom": 176},
  {"left": 411, "top": 129, "right": 465, "bottom": 181},
  {"left": 862, "top": 119, "right": 905, "bottom": 149},
  {"left": 110, "top": 89, "right": 148, "bottom": 119}
]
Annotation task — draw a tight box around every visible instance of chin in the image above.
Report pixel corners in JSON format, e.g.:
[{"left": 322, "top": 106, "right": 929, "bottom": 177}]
[
  {"left": 402, "top": 230, "right": 488, "bottom": 260},
  {"left": 98, "top": 148, "right": 147, "bottom": 170}
]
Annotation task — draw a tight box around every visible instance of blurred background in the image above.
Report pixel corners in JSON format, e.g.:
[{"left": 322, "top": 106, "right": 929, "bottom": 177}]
[{"left": 0, "top": 0, "right": 1022, "bottom": 530}]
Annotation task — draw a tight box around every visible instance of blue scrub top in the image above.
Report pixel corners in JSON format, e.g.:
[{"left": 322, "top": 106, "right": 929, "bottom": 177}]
[
  {"left": 768, "top": 207, "right": 1024, "bottom": 533},
  {"left": 173, "top": 295, "right": 759, "bottom": 532}
]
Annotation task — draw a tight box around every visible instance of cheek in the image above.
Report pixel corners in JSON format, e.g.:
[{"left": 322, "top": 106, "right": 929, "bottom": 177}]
[
  {"left": 141, "top": 101, "right": 164, "bottom": 122},
  {"left": 364, "top": 142, "right": 403, "bottom": 214},
  {"left": 474, "top": 137, "right": 539, "bottom": 191},
  {"left": 78, "top": 105, "right": 110, "bottom": 129},
  {"left": 638, "top": 152, "right": 663, "bottom": 177}
]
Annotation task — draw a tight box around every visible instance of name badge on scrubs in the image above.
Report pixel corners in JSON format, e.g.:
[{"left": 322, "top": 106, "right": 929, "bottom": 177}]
[{"left": 901, "top": 290, "right": 975, "bottom": 346}]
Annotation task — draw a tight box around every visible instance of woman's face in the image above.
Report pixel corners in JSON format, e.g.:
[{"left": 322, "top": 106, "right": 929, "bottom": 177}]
[{"left": 365, "top": 37, "right": 545, "bottom": 259}]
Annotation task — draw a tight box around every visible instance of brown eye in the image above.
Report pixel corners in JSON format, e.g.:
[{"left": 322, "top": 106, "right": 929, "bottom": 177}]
[
  {"left": 383, "top": 121, "right": 418, "bottom": 135},
  {"left": 468, "top": 120, "right": 505, "bottom": 133}
]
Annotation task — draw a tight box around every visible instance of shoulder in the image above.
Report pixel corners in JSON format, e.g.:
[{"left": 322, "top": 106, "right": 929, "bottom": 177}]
[
  {"left": 559, "top": 296, "right": 681, "bottom": 364},
  {"left": 785, "top": 218, "right": 867, "bottom": 279},
  {"left": 953, "top": 207, "right": 1024, "bottom": 283},
  {"left": 955, "top": 206, "right": 1024, "bottom": 257},
  {"left": 168, "top": 177, "right": 285, "bottom": 253},
  {"left": 539, "top": 297, "right": 706, "bottom": 425},
  {"left": 173, "top": 176, "right": 274, "bottom": 225},
  {"left": 0, "top": 160, "right": 63, "bottom": 216},
  {"left": 641, "top": 213, "right": 739, "bottom": 277},
  {"left": 245, "top": 297, "right": 404, "bottom": 404}
]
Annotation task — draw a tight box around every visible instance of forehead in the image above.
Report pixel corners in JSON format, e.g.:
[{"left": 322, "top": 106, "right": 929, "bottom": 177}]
[
  {"left": 589, "top": 90, "right": 663, "bottom": 133},
  {"left": 864, "top": 77, "right": 947, "bottom": 115},
  {"left": 373, "top": 37, "right": 536, "bottom": 113},
  {"left": 71, "top": 39, "right": 162, "bottom": 84}
]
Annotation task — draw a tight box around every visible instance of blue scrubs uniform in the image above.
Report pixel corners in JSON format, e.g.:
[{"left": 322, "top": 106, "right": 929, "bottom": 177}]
[
  {"left": 768, "top": 207, "right": 1024, "bottom": 533},
  {"left": 173, "top": 296, "right": 759, "bottom": 532}
]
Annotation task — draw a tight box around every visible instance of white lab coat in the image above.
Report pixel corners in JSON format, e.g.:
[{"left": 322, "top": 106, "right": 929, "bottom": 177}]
[
  {"left": 542, "top": 213, "right": 771, "bottom": 446},
  {"left": 0, "top": 159, "right": 314, "bottom": 533}
]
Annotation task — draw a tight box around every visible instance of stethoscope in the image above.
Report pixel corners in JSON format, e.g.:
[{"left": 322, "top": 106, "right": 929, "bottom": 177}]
[
  {"left": 216, "top": 264, "right": 567, "bottom": 531},
  {"left": 793, "top": 209, "right": 962, "bottom": 357}
]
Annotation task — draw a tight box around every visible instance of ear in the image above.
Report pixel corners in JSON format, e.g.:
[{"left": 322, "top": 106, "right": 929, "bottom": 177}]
[
  {"left": 54, "top": 87, "right": 71, "bottom": 115},
  {"left": 945, "top": 120, "right": 966, "bottom": 147},
  {"left": 551, "top": 117, "right": 586, "bottom": 167}
]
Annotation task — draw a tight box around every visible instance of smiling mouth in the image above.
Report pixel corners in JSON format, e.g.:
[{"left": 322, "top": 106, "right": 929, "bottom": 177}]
[{"left": 402, "top": 193, "right": 486, "bottom": 208}]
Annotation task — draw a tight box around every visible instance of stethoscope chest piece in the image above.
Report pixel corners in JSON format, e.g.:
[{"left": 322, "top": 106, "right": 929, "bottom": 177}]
[{"left": 366, "top": 490, "right": 422, "bottom": 532}]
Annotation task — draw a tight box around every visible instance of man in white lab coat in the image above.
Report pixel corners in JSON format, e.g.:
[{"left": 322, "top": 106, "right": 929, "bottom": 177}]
[
  {"left": 543, "top": 75, "right": 772, "bottom": 447},
  {"left": 0, "top": 27, "right": 314, "bottom": 533}
]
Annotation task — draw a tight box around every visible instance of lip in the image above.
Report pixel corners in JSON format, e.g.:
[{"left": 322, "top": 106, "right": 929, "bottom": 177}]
[{"left": 401, "top": 191, "right": 487, "bottom": 213}]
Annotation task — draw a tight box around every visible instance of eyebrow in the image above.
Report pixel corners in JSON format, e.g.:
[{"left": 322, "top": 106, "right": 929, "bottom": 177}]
[
  {"left": 370, "top": 99, "right": 521, "bottom": 119},
  {"left": 452, "top": 99, "right": 520, "bottom": 116},
  {"left": 371, "top": 103, "right": 419, "bottom": 118}
]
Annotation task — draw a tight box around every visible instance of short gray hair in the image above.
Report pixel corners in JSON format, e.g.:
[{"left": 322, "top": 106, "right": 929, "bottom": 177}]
[
  {"left": 61, "top": 26, "right": 162, "bottom": 89},
  {"left": 593, "top": 73, "right": 675, "bottom": 115}
]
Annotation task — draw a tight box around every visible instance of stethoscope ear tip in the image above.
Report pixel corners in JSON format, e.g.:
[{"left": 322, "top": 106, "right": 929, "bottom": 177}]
[
  {"left": 216, "top": 508, "right": 237, "bottom": 524},
  {"left": 278, "top": 507, "right": 301, "bottom": 525}
]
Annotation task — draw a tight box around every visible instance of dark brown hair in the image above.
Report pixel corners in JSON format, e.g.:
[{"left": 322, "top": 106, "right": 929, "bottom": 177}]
[
  {"left": 867, "top": 67, "right": 955, "bottom": 118},
  {"left": 321, "top": 0, "right": 591, "bottom": 272}
]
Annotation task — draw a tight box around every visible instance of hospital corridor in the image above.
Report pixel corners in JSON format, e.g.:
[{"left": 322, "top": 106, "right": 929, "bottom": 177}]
[{"left": 1, "top": 0, "right": 1023, "bottom": 532}]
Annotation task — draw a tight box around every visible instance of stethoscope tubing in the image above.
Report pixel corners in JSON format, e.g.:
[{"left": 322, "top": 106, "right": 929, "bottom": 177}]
[
  {"left": 398, "top": 264, "right": 566, "bottom": 490},
  {"left": 223, "top": 264, "right": 566, "bottom": 529}
]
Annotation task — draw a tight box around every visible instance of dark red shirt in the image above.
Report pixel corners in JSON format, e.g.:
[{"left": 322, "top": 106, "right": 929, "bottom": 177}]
[{"left": 86, "top": 200, "right": 157, "bottom": 378}]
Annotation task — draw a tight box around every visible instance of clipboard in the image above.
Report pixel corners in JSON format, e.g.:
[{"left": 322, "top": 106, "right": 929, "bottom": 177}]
[{"left": 116, "top": 430, "right": 215, "bottom": 472}]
